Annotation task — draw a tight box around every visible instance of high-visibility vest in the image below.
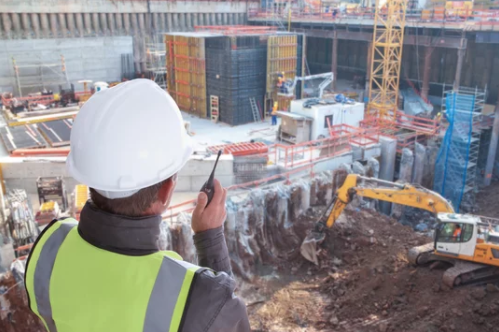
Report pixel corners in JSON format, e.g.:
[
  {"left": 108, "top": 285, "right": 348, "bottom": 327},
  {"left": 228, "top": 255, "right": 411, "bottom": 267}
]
[{"left": 25, "top": 219, "right": 202, "bottom": 332}]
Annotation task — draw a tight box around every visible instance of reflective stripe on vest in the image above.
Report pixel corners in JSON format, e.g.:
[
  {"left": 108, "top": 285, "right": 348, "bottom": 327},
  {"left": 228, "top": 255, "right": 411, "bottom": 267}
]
[{"left": 25, "top": 218, "right": 201, "bottom": 332}]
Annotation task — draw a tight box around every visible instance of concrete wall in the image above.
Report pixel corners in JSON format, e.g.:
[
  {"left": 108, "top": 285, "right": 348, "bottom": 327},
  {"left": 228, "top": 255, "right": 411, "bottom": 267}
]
[
  {"left": 0, "top": 37, "right": 133, "bottom": 94},
  {"left": 0, "top": 1, "right": 250, "bottom": 14},
  {"left": 0, "top": 155, "right": 234, "bottom": 196}
]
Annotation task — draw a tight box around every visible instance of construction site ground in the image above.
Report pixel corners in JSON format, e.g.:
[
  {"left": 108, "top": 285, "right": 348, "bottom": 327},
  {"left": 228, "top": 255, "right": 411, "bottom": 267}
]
[
  {"left": 244, "top": 189, "right": 499, "bottom": 332},
  {"left": 4, "top": 183, "right": 499, "bottom": 331}
]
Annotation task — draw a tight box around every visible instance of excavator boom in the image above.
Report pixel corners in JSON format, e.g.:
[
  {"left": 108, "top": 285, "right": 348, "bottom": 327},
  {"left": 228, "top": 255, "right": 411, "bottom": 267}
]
[{"left": 324, "top": 174, "right": 454, "bottom": 228}]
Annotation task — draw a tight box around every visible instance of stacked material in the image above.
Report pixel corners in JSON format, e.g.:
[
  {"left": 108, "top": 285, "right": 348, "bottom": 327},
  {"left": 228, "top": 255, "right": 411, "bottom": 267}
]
[{"left": 35, "top": 201, "right": 60, "bottom": 226}]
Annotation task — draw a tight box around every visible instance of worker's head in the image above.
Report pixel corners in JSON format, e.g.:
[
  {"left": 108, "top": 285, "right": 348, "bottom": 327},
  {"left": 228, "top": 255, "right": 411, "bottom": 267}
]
[
  {"left": 67, "top": 79, "right": 193, "bottom": 217},
  {"left": 456, "top": 224, "right": 461, "bottom": 229}
]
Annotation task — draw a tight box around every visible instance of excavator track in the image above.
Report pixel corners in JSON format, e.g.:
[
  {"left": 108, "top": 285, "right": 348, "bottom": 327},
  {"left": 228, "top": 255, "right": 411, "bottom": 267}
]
[{"left": 442, "top": 261, "right": 499, "bottom": 288}]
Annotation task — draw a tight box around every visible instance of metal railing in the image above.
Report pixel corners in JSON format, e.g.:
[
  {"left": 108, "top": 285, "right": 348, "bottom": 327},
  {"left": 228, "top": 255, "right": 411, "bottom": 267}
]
[{"left": 248, "top": 8, "right": 499, "bottom": 25}]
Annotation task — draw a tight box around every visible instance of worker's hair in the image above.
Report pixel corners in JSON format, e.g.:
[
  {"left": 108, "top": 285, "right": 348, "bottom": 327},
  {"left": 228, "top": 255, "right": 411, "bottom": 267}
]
[{"left": 89, "top": 177, "right": 170, "bottom": 217}]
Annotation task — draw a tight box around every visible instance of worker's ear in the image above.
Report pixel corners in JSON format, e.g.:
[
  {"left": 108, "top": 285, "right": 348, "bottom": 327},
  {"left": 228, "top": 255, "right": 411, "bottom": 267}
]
[{"left": 158, "top": 175, "right": 177, "bottom": 207}]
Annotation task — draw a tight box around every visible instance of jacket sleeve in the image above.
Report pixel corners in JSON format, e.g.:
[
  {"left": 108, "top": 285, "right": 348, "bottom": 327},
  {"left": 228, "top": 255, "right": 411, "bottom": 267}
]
[
  {"left": 180, "top": 227, "right": 250, "bottom": 332},
  {"left": 193, "top": 226, "right": 232, "bottom": 275}
]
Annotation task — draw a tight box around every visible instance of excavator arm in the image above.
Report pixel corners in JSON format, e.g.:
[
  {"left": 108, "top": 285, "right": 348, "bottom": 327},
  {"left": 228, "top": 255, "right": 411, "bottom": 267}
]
[
  {"left": 324, "top": 174, "right": 455, "bottom": 228},
  {"left": 301, "top": 174, "right": 455, "bottom": 264}
]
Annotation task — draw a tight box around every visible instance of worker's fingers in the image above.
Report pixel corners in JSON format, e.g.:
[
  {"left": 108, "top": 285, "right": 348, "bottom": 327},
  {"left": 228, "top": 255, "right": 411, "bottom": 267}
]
[
  {"left": 212, "top": 178, "right": 224, "bottom": 203},
  {"left": 193, "top": 192, "right": 208, "bottom": 216}
]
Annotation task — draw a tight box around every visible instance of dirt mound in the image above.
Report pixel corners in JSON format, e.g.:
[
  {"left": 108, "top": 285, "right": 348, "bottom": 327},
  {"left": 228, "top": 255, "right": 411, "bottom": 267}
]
[
  {"left": 0, "top": 273, "right": 44, "bottom": 332},
  {"left": 248, "top": 208, "right": 499, "bottom": 332}
]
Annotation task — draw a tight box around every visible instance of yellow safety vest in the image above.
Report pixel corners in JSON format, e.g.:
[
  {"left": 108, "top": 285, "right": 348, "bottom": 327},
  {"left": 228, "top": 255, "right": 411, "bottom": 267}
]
[{"left": 25, "top": 219, "right": 201, "bottom": 332}]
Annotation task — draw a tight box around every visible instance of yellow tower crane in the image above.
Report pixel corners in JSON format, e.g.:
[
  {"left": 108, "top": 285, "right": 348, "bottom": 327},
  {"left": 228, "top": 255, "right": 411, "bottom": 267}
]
[{"left": 367, "top": 0, "right": 408, "bottom": 122}]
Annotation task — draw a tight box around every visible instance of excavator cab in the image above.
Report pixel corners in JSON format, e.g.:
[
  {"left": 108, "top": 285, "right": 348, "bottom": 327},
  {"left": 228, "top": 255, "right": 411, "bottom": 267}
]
[{"left": 434, "top": 214, "right": 477, "bottom": 259}]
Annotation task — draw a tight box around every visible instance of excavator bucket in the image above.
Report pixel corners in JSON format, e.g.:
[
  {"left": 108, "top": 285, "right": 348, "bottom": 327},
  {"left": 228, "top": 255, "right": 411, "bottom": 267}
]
[
  {"left": 300, "top": 198, "right": 336, "bottom": 265},
  {"left": 300, "top": 229, "right": 326, "bottom": 265}
]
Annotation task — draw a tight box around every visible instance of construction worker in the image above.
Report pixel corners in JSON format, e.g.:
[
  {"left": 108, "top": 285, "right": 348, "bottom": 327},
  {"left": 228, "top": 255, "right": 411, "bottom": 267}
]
[
  {"left": 272, "top": 101, "right": 279, "bottom": 126},
  {"left": 277, "top": 72, "right": 286, "bottom": 93},
  {"left": 453, "top": 224, "right": 462, "bottom": 240},
  {"left": 24, "top": 79, "right": 250, "bottom": 332}
]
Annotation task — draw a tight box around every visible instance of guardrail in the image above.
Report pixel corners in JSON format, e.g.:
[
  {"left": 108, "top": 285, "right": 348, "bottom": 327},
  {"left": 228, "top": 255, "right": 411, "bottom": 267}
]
[{"left": 248, "top": 8, "right": 499, "bottom": 25}]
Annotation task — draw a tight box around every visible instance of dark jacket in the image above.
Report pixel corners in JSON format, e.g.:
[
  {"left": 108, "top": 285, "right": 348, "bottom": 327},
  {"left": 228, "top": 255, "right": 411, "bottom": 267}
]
[{"left": 78, "top": 202, "right": 250, "bottom": 332}]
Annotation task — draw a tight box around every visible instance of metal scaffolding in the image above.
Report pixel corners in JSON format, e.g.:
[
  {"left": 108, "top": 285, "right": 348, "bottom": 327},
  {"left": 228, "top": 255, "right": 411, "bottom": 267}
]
[
  {"left": 145, "top": 41, "right": 166, "bottom": 89},
  {"left": 12, "top": 55, "right": 70, "bottom": 97},
  {"left": 367, "top": 0, "right": 407, "bottom": 121},
  {"left": 434, "top": 86, "right": 486, "bottom": 212}
]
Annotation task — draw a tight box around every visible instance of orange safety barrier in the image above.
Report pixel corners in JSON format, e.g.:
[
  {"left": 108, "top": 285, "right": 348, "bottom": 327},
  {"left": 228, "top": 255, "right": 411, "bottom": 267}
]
[
  {"left": 194, "top": 25, "right": 278, "bottom": 35},
  {"left": 1, "top": 94, "right": 55, "bottom": 107},
  {"left": 10, "top": 147, "right": 71, "bottom": 157},
  {"left": 207, "top": 142, "right": 269, "bottom": 157}
]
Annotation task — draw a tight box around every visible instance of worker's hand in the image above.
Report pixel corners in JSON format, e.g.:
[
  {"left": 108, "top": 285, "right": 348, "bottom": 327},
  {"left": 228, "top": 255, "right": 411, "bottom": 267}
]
[{"left": 191, "top": 179, "right": 227, "bottom": 234}]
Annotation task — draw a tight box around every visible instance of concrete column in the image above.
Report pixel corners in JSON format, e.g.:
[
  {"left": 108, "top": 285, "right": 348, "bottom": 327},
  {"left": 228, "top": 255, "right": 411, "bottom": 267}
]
[
  {"left": 159, "top": 13, "right": 165, "bottom": 32},
  {"left": 412, "top": 143, "right": 426, "bottom": 185},
  {"left": 379, "top": 137, "right": 397, "bottom": 215},
  {"left": 11, "top": 13, "right": 21, "bottom": 38},
  {"left": 100, "top": 13, "right": 108, "bottom": 35},
  {"left": 464, "top": 41, "right": 474, "bottom": 87},
  {"left": 153, "top": 13, "right": 160, "bottom": 32},
  {"left": 49, "top": 13, "right": 58, "bottom": 38},
  {"left": 130, "top": 13, "right": 138, "bottom": 35},
  {"left": 241, "top": 13, "right": 247, "bottom": 25},
  {"left": 123, "top": 13, "right": 131, "bottom": 35},
  {"left": 116, "top": 13, "right": 124, "bottom": 34},
  {"left": 179, "top": 13, "right": 185, "bottom": 31},
  {"left": 21, "top": 13, "right": 30, "bottom": 38},
  {"left": 66, "top": 13, "right": 76, "bottom": 37},
  {"left": 222, "top": 13, "right": 228, "bottom": 25},
  {"left": 31, "top": 13, "right": 40, "bottom": 39},
  {"left": 392, "top": 148, "right": 414, "bottom": 219},
  {"left": 83, "top": 13, "right": 92, "bottom": 36},
  {"left": 172, "top": 13, "right": 178, "bottom": 31},
  {"left": 399, "top": 148, "right": 414, "bottom": 182},
  {"left": 166, "top": 13, "right": 172, "bottom": 32},
  {"left": 138, "top": 13, "right": 146, "bottom": 35},
  {"left": 198, "top": 13, "right": 204, "bottom": 26},
  {"left": 107, "top": 13, "right": 115, "bottom": 35},
  {"left": 484, "top": 95, "right": 499, "bottom": 186},
  {"left": 75, "top": 13, "right": 84, "bottom": 37},
  {"left": 92, "top": 13, "right": 100, "bottom": 35},
  {"left": 421, "top": 46, "right": 433, "bottom": 101},
  {"left": 482, "top": 45, "right": 494, "bottom": 89},
  {"left": 229, "top": 13, "right": 235, "bottom": 25},
  {"left": 185, "top": 13, "right": 192, "bottom": 31},
  {"left": 331, "top": 33, "right": 338, "bottom": 90},
  {"left": 193, "top": 13, "right": 199, "bottom": 29},
  {"left": 454, "top": 47, "right": 466, "bottom": 91},
  {"left": 40, "top": 13, "right": 50, "bottom": 38},
  {"left": 2, "top": 13, "right": 12, "bottom": 39},
  {"left": 365, "top": 41, "right": 373, "bottom": 99},
  {"left": 57, "top": 13, "right": 67, "bottom": 38},
  {"left": 216, "top": 13, "right": 222, "bottom": 25}
]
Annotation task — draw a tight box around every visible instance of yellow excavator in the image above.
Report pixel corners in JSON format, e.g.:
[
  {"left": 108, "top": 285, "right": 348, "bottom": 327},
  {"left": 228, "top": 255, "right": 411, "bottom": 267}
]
[{"left": 301, "top": 174, "right": 499, "bottom": 287}]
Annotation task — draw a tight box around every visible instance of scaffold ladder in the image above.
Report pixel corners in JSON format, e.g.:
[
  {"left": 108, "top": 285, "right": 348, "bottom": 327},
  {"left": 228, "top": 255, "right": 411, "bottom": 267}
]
[
  {"left": 250, "top": 97, "right": 261, "bottom": 122},
  {"left": 210, "top": 95, "right": 219, "bottom": 123}
]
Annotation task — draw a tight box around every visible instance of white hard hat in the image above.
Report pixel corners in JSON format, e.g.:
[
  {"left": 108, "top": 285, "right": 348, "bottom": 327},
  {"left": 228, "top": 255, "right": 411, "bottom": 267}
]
[{"left": 67, "top": 79, "right": 193, "bottom": 199}]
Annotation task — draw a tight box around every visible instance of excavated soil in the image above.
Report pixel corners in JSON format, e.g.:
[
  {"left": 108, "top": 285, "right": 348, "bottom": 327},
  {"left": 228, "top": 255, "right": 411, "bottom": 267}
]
[
  {"left": 247, "top": 208, "right": 499, "bottom": 332},
  {"left": 0, "top": 273, "right": 44, "bottom": 332}
]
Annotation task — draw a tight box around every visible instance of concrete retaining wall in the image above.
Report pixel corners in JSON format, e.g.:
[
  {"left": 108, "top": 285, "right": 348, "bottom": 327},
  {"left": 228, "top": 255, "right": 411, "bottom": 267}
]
[
  {"left": 0, "top": 154, "right": 234, "bottom": 195},
  {"left": 0, "top": 37, "right": 133, "bottom": 94}
]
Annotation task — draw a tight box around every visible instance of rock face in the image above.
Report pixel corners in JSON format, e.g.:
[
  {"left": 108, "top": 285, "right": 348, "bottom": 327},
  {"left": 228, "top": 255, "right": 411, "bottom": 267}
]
[{"left": 161, "top": 170, "right": 347, "bottom": 280}]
